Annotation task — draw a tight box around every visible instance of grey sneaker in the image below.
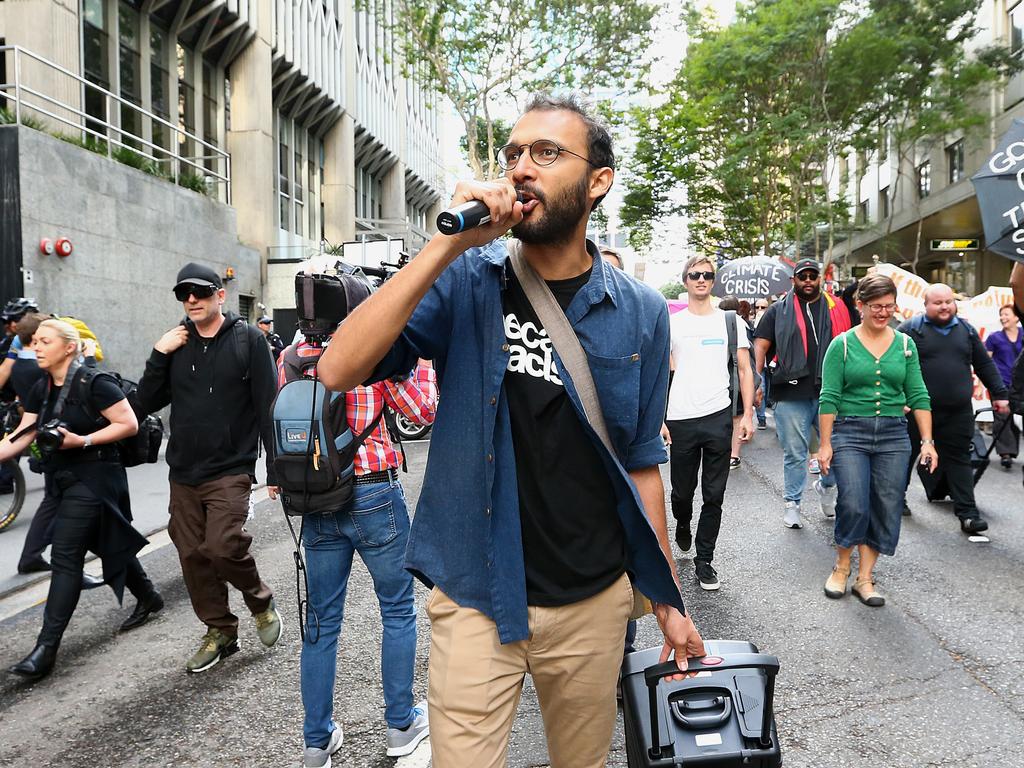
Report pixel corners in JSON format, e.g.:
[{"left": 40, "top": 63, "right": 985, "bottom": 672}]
[
  {"left": 185, "top": 628, "right": 239, "bottom": 674},
  {"left": 303, "top": 723, "right": 343, "bottom": 768},
  {"left": 254, "top": 600, "right": 282, "bottom": 647},
  {"left": 813, "top": 479, "right": 836, "bottom": 518},
  {"left": 386, "top": 701, "right": 429, "bottom": 757},
  {"left": 783, "top": 501, "right": 802, "bottom": 529}
]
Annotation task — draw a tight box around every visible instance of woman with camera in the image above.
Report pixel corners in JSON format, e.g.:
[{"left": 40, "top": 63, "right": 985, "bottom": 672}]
[{"left": 0, "top": 319, "right": 162, "bottom": 681}]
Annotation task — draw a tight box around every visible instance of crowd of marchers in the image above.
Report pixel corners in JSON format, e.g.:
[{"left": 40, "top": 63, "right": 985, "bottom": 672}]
[{"left": 0, "top": 92, "right": 1022, "bottom": 768}]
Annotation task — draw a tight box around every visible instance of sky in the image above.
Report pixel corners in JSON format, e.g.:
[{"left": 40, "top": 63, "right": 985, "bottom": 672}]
[{"left": 437, "top": 0, "right": 740, "bottom": 290}]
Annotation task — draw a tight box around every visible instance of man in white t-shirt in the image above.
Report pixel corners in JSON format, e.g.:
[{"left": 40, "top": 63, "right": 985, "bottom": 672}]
[{"left": 667, "top": 256, "right": 754, "bottom": 590}]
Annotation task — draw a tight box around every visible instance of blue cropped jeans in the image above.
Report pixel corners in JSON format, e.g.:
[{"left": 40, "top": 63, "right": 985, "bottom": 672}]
[{"left": 831, "top": 416, "right": 911, "bottom": 556}]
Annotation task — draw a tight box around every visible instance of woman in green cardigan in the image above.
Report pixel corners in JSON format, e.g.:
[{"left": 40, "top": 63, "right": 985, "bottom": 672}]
[{"left": 817, "top": 274, "right": 938, "bottom": 607}]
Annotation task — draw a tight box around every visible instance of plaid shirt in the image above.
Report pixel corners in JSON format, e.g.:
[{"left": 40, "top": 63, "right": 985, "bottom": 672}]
[{"left": 278, "top": 343, "right": 437, "bottom": 475}]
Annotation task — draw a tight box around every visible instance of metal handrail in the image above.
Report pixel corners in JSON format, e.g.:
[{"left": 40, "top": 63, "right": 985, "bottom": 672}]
[{"left": 0, "top": 45, "right": 230, "bottom": 200}]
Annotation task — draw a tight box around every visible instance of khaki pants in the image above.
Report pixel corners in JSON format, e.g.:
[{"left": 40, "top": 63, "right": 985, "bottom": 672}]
[{"left": 427, "top": 573, "right": 633, "bottom": 768}]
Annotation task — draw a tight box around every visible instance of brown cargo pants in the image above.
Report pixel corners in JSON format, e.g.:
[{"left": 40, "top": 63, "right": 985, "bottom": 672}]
[{"left": 168, "top": 473, "right": 273, "bottom": 636}]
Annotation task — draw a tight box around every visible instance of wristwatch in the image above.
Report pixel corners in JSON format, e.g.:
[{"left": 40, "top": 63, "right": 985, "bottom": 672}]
[
  {"left": 920, "top": 438, "right": 935, "bottom": 445},
  {"left": 83, "top": 434, "right": 93, "bottom": 448}
]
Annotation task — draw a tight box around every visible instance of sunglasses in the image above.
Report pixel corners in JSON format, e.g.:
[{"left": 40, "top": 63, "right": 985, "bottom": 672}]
[
  {"left": 687, "top": 271, "right": 715, "bottom": 281},
  {"left": 794, "top": 270, "right": 820, "bottom": 281},
  {"left": 174, "top": 284, "right": 218, "bottom": 302}
]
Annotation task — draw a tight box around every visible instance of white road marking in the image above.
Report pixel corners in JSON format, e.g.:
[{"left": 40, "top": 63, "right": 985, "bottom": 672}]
[{"left": 0, "top": 486, "right": 272, "bottom": 623}]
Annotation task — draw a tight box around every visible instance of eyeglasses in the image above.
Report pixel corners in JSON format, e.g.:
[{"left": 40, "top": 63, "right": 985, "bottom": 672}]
[
  {"left": 174, "top": 284, "right": 218, "bottom": 302},
  {"left": 687, "top": 271, "right": 715, "bottom": 281},
  {"left": 866, "top": 302, "right": 898, "bottom": 314},
  {"left": 495, "top": 139, "right": 598, "bottom": 171},
  {"left": 794, "top": 271, "right": 820, "bottom": 281}
]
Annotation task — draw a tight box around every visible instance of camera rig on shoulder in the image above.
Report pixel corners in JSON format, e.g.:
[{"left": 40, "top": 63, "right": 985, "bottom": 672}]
[{"left": 295, "top": 252, "right": 409, "bottom": 344}]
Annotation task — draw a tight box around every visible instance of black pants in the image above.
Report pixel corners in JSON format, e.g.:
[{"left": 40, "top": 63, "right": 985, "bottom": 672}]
[
  {"left": 37, "top": 482, "right": 155, "bottom": 648},
  {"left": 18, "top": 472, "right": 60, "bottom": 570},
  {"left": 993, "top": 410, "right": 1020, "bottom": 458},
  {"left": 907, "top": 407, "right": 979, "bottom": 520},
  {"left": 667, "top": 406, "right": 733, "bottom": 563}
]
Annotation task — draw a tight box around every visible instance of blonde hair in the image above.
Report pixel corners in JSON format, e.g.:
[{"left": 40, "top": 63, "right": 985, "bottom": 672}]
[{"left": 38, "top": 318, "right": 82, "bottom": 354}]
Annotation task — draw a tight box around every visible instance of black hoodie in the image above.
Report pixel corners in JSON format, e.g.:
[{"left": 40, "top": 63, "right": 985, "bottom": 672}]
[{"left": 137, "top": 312, "right": 278, "bottom": 485}]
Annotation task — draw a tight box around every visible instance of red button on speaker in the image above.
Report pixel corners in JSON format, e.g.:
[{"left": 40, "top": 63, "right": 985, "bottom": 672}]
[{"left": 700, "top": 656, "right": 724, "bottom": 666}]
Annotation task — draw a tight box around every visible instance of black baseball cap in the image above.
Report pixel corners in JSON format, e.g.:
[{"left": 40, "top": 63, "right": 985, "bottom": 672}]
[
  {"left": 174, "top": 262, "right": 223, "bottom": 290},
  {"left": 793, "top": 258, "right": 822, "bottom": 275}
]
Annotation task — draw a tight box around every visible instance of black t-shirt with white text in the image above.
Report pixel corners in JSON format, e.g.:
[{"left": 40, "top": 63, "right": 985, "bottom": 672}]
[
  {"left": 502, "top": 266, "right": 625, "bottom": 607},
  {"left": 754, "top": 299, "right": 820, "bottom": 401}
]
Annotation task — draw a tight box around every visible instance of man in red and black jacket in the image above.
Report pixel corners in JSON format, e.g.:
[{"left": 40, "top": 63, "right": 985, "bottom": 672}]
[{"left": 754, "top": 258, "right": 857, "bottom": 530}]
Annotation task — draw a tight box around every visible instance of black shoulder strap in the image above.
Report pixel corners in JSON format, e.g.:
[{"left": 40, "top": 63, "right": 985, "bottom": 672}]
[{"left": 233, "top": 321, "right": 253, "bottom": 380}]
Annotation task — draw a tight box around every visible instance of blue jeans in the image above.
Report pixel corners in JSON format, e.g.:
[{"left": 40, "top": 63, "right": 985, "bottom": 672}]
[
  {"left": 755, "top": 376, "right": 769, "bottom": 424},
  {"left": 831, "top": 416, "right": 911, "bottom": 556},
  {"left": 773, "top": 398, "right": 835, "bottom": 503},
  {"left": 300, "top": 478, "right": 417, "bottom": 748}
]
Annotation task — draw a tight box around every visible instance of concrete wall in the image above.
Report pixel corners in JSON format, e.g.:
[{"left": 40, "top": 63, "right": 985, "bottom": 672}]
[{"left": 15, "top": 126, "right": 260, "bottom": 380}]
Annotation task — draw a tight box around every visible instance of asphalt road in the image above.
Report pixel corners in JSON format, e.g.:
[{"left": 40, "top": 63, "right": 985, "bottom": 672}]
[{"left": 0, "top": 418, "right": 1021, "bottom": 767}]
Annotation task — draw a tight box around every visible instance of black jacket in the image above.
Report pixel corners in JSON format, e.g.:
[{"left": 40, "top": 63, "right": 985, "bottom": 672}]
[
  {"left": 898, "top": 315, "right": 1008, "bottom": 412},
  {"left": 137, "top": 312, "right": 278, "bottom": 485}
]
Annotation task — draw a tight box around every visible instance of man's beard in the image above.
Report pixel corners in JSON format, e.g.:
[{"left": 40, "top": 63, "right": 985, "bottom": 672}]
[{"left": 512, "top": 173, "right": 589, "bottom": 246}]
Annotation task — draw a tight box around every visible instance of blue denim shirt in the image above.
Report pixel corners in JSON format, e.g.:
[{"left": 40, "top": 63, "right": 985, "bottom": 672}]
[{"left": 371, "top": 239, "right": 685, "bottom": 643}]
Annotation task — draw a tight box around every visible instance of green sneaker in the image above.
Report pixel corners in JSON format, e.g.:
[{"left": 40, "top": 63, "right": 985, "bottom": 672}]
[
  {"left": 185, "top": 628, "right": 239, "bottom": 674},
  {"left": 253, "top": 600, "right": 282, "bottom": 647}
]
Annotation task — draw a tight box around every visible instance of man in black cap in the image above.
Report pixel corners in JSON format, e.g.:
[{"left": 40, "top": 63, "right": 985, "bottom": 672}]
[
  {"left": 754, "top": 258, "right": 856, "bottom": 529},
  {"left": 256, "top": 316, "right": 285, "bottom": 362},
  {"left": 137, "top": 262, "right": 282, "bottom": 673}
]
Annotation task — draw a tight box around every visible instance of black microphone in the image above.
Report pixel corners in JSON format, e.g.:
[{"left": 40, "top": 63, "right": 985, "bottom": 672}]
[{"left": 436, "top": 193, "right": 525, "bottom": 235}]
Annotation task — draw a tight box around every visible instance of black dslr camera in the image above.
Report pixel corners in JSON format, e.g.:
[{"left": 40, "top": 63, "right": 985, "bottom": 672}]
[
  {"left": 35, "top": 419, "right": 68, "bottom": 455},
  {"left": 295, "top": 265, "right": 374, "bottom": 343}
]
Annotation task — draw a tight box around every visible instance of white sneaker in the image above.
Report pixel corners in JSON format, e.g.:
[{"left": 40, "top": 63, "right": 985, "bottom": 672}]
[
  {"left": 303, "top": 723, "right": 343, "bottom": 768},
  {"left": 386, "top": 701, "right": 429, "bottom": 757},
  {"left": 783, "top": 501, "right": 802, "bottom": 529},
  {"left": 814, "top": 479, "right": 836, "bottom": 518}
]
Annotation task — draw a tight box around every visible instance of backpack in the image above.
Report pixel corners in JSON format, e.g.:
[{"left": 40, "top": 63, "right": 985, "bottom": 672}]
[
  {"left": 724, "top": 311, "right": 760, "bottom": 412},
  {"left": 270, "top": 345, "right": 381, "bottom": 516},
  {"left": 75, "top": 368, "right": 164, "bottom": 467}
]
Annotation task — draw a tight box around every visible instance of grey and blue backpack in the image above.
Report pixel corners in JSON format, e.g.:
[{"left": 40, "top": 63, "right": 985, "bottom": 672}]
[{"left": 271, "top": 345, "right": 381, "bottom": 516}]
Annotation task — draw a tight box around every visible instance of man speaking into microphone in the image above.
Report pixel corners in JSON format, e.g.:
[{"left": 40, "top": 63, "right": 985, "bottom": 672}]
[{"left": 318, "top": 93, "right": 704, "bottom": 768}]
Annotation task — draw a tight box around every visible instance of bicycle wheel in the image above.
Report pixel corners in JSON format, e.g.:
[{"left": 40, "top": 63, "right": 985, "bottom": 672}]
[{"left": 0, "top": 460, "right": 26, "bottom": 532}]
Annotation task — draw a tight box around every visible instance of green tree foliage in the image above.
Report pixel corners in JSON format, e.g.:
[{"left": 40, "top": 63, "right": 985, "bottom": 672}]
[
  {"left": 458, "top": 117, "right": 512, "bottom": 172},
  {"left": 659, "top": 281, "right": 685, "bottom": 300},
  {"left": 388, "top": 0, "right": 657, "bottom": 179},
  {"left": 623, "top": 0, "right": 1019, "bottom": 264}
]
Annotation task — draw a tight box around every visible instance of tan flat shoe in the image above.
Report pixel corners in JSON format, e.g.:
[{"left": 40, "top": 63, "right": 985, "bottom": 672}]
[
  {"left": 824, "top": 565, "right": 851, "bottom": 599},
  {"left": 852, "top": 577, "right": 885, "bottom": 607}
]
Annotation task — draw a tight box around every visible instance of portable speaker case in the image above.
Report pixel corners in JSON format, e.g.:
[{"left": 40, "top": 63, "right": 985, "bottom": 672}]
[{"left": 620, "top": 640, "right": 782, "bottom": 767}]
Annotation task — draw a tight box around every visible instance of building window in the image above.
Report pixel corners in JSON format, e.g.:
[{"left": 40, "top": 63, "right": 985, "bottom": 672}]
[
  {"left": 1012, "top": 3, "right": 1024, "bottom": 57},
  {"left": 275, "top": 114, "right": 323, "bottom": 239},
  {"left": 878, "top": 186, "right": 889, "bottom": 220},
  {"left": 356, "top": 166, "right": 384, "bottom": 220},
  {"left": 238, "top": 294, "right": 254, "bottom": 322},
  {"left": 857, "top": 200, "right": 869, "bottom": 225},
  {"left": 117, "top": 1, "right": 142, "bottom": 144},
  {"left": 82, "top": 0, "right": 110, "bottom": 135},
  {"left": 150, "top": 24, "right": 170, "bottom": 155},
  {"left": 947, "top": 139, "right": 964, "bottom": 184},
  {"left": 177, "top": 43, "right": 196, "bottom": 164},
  {"left": 917, "top": 161, "right": 931, "bottom": 199}
]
